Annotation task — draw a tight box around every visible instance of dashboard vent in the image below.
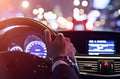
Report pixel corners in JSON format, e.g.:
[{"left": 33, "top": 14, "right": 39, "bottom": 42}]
[
  {"left": 77, "top": 60, "right": 98, "bottom": 73},
  {"left": 114, "top": 61, "right": 120, "bottom": 73}
]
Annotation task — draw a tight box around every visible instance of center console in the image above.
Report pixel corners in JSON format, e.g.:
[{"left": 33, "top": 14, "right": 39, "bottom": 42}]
[
  {"left": 75, "top": 55, "right": 120, "bottom": 77},
  {"left": 62, "top": 31, "right": 120, "bottom": 78},
  {"left": 75, "top": 39, "right": 120, "bottom": 78}
]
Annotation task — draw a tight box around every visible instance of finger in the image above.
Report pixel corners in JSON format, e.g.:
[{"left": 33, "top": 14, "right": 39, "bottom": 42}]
[
  {"left": 55, "top": 33, "right": 64, "bottom": 41},
  {"left": 66, "top": 37, "right": 70, "bottom": 42},
  {"left": 44, "top": 29, "right": 52, "bottom": 45}
]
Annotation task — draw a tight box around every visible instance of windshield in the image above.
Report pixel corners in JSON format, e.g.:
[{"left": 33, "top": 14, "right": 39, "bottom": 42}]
[{"left": 0, "top": 0, "right": 120, "bottom": 31}]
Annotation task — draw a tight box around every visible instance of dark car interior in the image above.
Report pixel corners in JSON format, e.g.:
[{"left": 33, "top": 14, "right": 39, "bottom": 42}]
[
  {"left": 0, "top": 18, "right": 54, "bottom": 79},
  {"left": 63, "top": 31, "right": 120, "bottom": 79},
  {"left": 0, "top": 17, "right": 119, "bottom": 79},
  {"left": 0, "top": 0, "right": 120, "bottom": 79}
]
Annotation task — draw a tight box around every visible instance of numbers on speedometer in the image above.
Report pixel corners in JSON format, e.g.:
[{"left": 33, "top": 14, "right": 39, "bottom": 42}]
[
  {"left": 8, "top": 43, "right": 23, "bottom": 52},
  {"left": 24, "top": 35, "right": 47, "bottom": 58}
]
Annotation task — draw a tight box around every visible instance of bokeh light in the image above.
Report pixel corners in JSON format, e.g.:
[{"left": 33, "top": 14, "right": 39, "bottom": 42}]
[
  {"left": 73, "top": 0, "right": 80, "bottom": 6},
  {"left": 66, "top": 21, "right": 74, "bottom": 30},
  {"left": 86, "top": 21, "right": 94, "bottom": 30},
  {"left": 21, "top": 1, "right": 30, "bottom": 8},
  {"left": 38, "top": 8, "right": 44, "bottom": 14},
  {"left": 81, "top": 0, "right": 88, "bottom": 7},
  {"left": 32, "top": 9, "right": 39, "bottom": 15}
]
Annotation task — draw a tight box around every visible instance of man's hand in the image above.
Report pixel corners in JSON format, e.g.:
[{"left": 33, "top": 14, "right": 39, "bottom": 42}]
[{"left": 44, "top": 29, "right": 76, "bottom": 60}]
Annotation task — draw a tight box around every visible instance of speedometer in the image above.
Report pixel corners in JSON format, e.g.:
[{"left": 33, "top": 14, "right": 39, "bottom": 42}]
[{"left": 25, "top": 40, "right": 47, "bottom": 58}]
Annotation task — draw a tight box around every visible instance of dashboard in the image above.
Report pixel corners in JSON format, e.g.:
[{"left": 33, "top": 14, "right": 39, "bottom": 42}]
[
  {"left": 8, "top": 34, "right": 47, "bottom": 58},
  {"left": 61, "top": 31, "right": 120, "bottom": 79},
  {"left": 0, "top": 25, "right": 47, "bottom": 58},
  {"left": 1, "top": 18, "right": 120, "bottom": 79}
]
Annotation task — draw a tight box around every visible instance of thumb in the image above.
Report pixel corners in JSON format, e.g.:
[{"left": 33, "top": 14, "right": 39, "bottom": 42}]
[{"left": 44, "top": 29, "right": 52, "bottom": 46}]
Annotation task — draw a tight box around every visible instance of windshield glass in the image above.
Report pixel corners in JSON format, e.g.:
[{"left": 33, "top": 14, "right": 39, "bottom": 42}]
[{"left": 0, "top": 0, "right": 120, "bottom": 31}]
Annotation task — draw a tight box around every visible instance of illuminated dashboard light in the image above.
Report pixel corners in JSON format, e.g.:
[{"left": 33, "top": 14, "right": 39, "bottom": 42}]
[
  {"left": 25, "top": 40, "right": 47, "bottom": 58},
  {"left": 9, "top": 45, "right": 23, "bottom": 52},
  {"left": 104, "top": 61, "right": 109, "bottom": 67},
  {"left": 81, "top": 0, "right": 88, "bottom": 7}
]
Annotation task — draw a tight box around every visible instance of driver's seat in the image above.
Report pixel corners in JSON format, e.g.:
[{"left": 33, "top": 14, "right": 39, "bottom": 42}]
[{"left": 0, "top": 51, "right": 51, "bottom": 79}]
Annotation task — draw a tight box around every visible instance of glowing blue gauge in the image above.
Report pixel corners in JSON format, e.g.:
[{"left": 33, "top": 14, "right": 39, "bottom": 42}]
[
  {"left": 8, "top": 45, "right": 23, "bottom": 52},
  {"left": 25, "top": 40, "right": 47, "bottom": 58}
]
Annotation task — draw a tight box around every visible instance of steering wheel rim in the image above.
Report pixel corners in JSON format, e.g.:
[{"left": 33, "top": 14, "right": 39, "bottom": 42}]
[
  {"left": 0, "top": 18, "right": 55, "bottom": 79},
  {"left": 0, "top": 17, "right": 57, "bottom": 36}
]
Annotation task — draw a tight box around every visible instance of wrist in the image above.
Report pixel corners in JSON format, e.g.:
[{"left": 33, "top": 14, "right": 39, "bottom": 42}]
[
  {"left": 52, "top": 56, "right": 76, "bottom": 71},
  {"left": 52, "top": 60, "right": 69, "bottom": 72},
  {"left": 53, "top": 56, "right": 75, "bottom": 66}
]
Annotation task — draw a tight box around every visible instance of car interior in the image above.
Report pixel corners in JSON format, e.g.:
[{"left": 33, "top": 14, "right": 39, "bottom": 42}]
[{"left": 0, "top": 0, "right": 120, "bottom": 79}]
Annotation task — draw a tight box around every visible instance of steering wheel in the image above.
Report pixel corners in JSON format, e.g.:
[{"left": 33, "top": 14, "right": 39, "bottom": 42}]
[{"left": 0, "top": 18, "right": 56, "bottom": 79}]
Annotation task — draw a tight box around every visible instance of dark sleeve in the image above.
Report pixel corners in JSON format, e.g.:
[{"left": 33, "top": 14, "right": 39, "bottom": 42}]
[{"left": 52, "top": 64, "right": 79, "bottom": 79}]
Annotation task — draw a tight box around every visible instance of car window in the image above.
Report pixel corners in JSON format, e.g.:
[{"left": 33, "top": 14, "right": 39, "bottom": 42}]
[{"left": 0, "top": 0, "right": 120, "bottom": 31}]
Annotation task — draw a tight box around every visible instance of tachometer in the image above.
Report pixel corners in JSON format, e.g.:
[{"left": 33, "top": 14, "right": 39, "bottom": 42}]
[{"left": 8, "top": 44, "right": 23, "bottom": 52}]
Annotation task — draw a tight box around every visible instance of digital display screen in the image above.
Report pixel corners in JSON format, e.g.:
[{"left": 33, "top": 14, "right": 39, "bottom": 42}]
[{"left": 88, "top": 40, "right": 115, "bottom": 55}]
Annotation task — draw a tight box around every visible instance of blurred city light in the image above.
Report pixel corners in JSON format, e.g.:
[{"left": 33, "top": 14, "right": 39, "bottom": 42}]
[
  {"left": 94, "top": 21, "right": 101, "bottom": 27},
  {"left": 88, "top": 10, "right": 101, "bottom": 23},
  {"left": 66, "top": 21, "right": 74, "bottom": 30},
  {"left": 32, "top": 9, "right": 39, "bottom": 15},
  {"left": 93, "top": 0, "right": 110, "bottom": 9},
  {"left": 116, "top": 20, "right": 120, "bottom": 27},
  {"left": 0, "top": 0, "right": 119, "bottom": 31},
  {"left": 38, "top": 8, "right": 44, "bottom": 14},
  {"left": 86, "top": 21, "right": 94, "bottom": 30},
  {"left": 57, "top": 17, "right": 67, "bottom": 25},
  {"left": 108, "top": 5, "right": 113, "bottom": 10},
  {"left": 79, "top": 9, "right": 84, "bottom": 15},
  {"left": 21, "top": 1, "right": 30, "bottom": 8},
  {"left": 73, "top": 8, "right": 80, "bottom": 13},
  {"left": 118, "top": 9, "right": 120, "bottom": 15},
  {"left": 49, "top": 23, "right": 58, "bottom": 30},
  {"left": 37, "top": 14, "right": 43, "bottom": 19},
  {"left": 113, "top": 11, "right": 119, "bottom": 18},
  {"left": 81, "top": 0, "right": 88, "bottom": 7},
  {"left": 73, "top": 0, "right": 80, "bottom": 6},
  {"left": 16, "top": 13, "right": 24, "bottom": 17},
  {"left": 74, "top": 24, "right": 84, "bottom": 31}
]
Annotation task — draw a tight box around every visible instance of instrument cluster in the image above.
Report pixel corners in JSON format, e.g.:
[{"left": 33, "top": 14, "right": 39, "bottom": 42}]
[{"left": 7, "top": 34, "right": 47, "bottom": 58}]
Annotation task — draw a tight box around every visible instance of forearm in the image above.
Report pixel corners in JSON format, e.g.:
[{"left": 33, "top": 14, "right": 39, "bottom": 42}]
[
  {"left": 52, "top": 59, "right": 79, "bottom": 79},
  {"left": 52, "top": 64, "right": 79, "bottom": 79}
]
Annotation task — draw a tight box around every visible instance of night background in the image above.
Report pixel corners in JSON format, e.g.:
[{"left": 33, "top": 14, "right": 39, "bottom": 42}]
[{"left": 0, "top": 0, "right": 120, "bottom": 31}]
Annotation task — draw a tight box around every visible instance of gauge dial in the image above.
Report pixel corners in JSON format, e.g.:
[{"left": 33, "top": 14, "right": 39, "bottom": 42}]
[
  {"left": 25, "top": 40, "right": 47, "bottom": 58},
  {"left": 8, "top": 45, "right": 23, "bottom": 52}
]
